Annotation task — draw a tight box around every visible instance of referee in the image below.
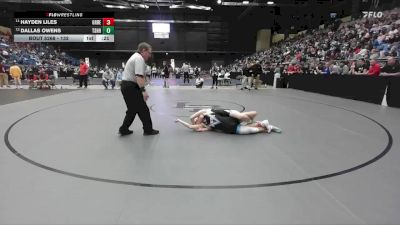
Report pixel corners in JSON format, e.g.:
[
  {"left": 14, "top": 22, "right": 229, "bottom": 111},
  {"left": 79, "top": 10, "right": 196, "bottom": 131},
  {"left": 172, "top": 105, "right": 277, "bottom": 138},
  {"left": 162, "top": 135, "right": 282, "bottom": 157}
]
[{"left": 118, "top": 42, "right": 159, "bottom": 136}]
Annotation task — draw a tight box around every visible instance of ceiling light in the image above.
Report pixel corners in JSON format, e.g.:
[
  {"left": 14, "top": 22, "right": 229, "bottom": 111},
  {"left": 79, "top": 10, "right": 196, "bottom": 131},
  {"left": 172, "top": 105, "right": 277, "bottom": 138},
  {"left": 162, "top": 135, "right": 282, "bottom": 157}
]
[
  {"left": 243, "top": 1, "right": 249, "bottom": 4},
  {"left": 217, "top": 0, "right": 222, "bottom": 4},
  {"left": 135, "top": 4, "right": 149, "bottom": 8},
  {"left": 105, "top": 4, "right": 130, "bottom": 9},
  {"left": 267, "top": 1, "right": 274, "bottom": 5},
  {"left": 169, "top": 4, "right": 212, "bottom": 11},
  {"left": 189, "top": 5, "right": 212, "bottom": 10}
]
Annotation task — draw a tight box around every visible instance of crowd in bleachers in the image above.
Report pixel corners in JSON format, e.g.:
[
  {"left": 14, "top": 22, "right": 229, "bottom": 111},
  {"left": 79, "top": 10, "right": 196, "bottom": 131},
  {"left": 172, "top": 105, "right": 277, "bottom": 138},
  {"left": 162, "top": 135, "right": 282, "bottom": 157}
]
[
  {"left": 227, "top": 8, "right": 400, "bottom": 77},
  {"left": 0, "top": 32, "right": 80, "bottom": 89},
  {"left": 1, "top": 33, "right": 78, "bottom": 67}
]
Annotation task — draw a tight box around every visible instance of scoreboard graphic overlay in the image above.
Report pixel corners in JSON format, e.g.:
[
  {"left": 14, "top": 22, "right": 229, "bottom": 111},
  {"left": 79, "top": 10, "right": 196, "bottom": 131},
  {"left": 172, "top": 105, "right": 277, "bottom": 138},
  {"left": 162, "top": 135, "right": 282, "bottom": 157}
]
[{"left": 13, "top": 12, "right": 114, "bottom": 43}]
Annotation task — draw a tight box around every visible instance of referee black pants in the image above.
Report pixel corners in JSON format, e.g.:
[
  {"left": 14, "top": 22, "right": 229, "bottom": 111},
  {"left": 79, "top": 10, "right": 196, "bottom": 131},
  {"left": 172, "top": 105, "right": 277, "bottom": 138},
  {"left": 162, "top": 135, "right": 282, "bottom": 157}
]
[
  {"left": 212, "top": 75, "right": 218, "bottom": 87},
  {"left": 183, "top": 72, "right": 189, "bottom": 83},
  {"left": 120, "top": 81, "right": 153, "bottom": 133},
  {"left": 79, "top": 75, "right": 88, "bottom": 87}
]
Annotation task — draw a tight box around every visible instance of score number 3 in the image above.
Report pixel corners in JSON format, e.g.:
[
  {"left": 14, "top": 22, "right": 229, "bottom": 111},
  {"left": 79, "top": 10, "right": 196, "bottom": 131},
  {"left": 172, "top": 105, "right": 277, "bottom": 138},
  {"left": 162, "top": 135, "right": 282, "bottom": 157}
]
[{"left": 102, "top": 18, "right": 115, "bottom": 26}]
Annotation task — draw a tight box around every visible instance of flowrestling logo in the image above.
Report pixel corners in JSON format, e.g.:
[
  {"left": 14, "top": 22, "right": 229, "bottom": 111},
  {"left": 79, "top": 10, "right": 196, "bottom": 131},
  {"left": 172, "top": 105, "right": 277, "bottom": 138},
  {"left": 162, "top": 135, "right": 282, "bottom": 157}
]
[{"left": 362, "top": 11, "right": 383, "bottom": 18}]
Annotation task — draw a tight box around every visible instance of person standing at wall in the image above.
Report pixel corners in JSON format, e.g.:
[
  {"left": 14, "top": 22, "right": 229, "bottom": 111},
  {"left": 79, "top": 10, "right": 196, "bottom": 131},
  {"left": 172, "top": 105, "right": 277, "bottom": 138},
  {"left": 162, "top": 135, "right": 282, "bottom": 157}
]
[
  {"left": 62, "top": 65, "right": 68, "bottom": 79},
  {"left": 241, "top": 63, "right": 253, "bottom": 90},
  {"left": 163, "top": 61, "right": 170, "bottom": 88},
  {"left": 0, "top": 60, "right": 10, "bottom": 88},
  {"left": 9, "top": 61, "right": 22, "bottom": 89},
  {"left": 116, "top": 68, "right": 123, "bottom": 87},
  {"left": 252, "top": 61, "right": 262, "bottom": 90},
  {"left": 151, "top": 64, "right": 157, "bottom": 79},
  {"left": 195, "top": 66, "right": 200, "bottom": 78},
  {"left": 240, "top": 63, "right": 249, "bottom": 90},
  {"left": 78, "top": 58, "right": 89, "bottom": 88},
  {"left": 211, "top": 64, "right": 219, "bottom": 89},
  {"left": 182, "top": 62, "right": 190, "bottom": 84}
]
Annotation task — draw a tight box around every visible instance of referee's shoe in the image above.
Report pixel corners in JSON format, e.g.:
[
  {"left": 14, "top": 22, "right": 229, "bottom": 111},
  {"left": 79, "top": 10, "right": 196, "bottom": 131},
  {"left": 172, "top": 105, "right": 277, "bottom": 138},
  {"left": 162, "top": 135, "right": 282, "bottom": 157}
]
[
  {"left": 143, "top": 129, "right": 160, "bottom": 136},
  {"left": 119, "top": 129, "right": 133, "bottom": 136}
]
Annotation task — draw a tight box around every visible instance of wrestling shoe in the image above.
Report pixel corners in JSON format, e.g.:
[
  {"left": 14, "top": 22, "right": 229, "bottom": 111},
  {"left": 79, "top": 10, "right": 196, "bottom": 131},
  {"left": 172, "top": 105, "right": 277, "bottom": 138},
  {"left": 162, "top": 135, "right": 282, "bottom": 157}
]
[
  {"left": 268, "top": 125, "right": 282, "bottom": 133},
  {"left": 259, "top": 120, "right": 270, "bottom": 129}
]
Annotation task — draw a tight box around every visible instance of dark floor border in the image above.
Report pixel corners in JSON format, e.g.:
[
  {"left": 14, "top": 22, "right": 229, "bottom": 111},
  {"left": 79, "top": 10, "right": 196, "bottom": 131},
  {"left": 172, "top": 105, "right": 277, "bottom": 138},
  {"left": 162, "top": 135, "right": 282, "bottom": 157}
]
[{"left": 3, "top": 95, "right": 393, "bottom": 189}]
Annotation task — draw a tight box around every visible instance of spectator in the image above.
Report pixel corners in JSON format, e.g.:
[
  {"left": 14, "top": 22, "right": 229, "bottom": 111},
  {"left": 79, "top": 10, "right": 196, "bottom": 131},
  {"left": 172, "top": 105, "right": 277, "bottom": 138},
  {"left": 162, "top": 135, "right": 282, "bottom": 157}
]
[
  {"left": 341, "top": 62, "right": 350, "bottom": 75},
  {"left": 226, "top": 8, "right": 400, "bottom": 77},
  {"left": 37, "top": 69, "right": 50, "bottom": 89},
  {"left": 312, "top": 64, "right": 321, "bottom": 75},
  {"left": 9, "top": 61, "right": 22, "bottom": 89},
  {"left": 116, "top": 68, "right": 123, "bottom": 87},
  {"left": 62, "top": 65, "right": 68, "bottom": 79},
  {"left": 240, "top": 63, "right": 252, "bottom": 90},
  {"left": 370, "top": 48, "right": 380, "bottom": 59},
  {"left": 182, "top": 62, "right": 190, "bottom": 84},
  {"left": 189, "top": 64, "right": 194, "bottom": 78},
  {"left": 211, "top": 63, "right": 219, "bottom": 89},
  {"left": 195, "top": 76, "right": 204, "bottom": 88},
  {"left": 53, "top": 66, "right": 59, "bottom": 80},
  {"left": 78, "top": 58, "right": 89, "bottom": 88},
  {"left": 353, "top": 59, "right": 369, "bottom": 75},
  {"left": 195, "top": 66, "right": 200, "bottom": 78},
  {"left": 287, "top": 63, "right": 297, "bottom": 75},
  {"left": 380, "top": 56, "right": 400, "bottom": 76},
  {"left": 355, "top": 45, "right": 369, "bottom": 59},
  {"left": 302, "top": 63, "right": 310, "bottom": 74},
  {"left": 102, "top": 68, "right": 116, "bottom": 89},
  {"left": 28, "top": 73, "right": 38, "bottom": 89},
  {"left": 145, "top": 65, "right": 151, "bottom": 81},
  {"left": 151, "top": 64, "right": 157, "bottom": 78},
  {"left": 163, "top": 61, "right": 171, "bottom": 88},
  {"left": 367, "top": 59, "right": 381, "bottom": 76},
  {"left": 349, "top": 60, "right": 356, "bottom": 75},
  {"left": 251, "top": 61, "right": 262, "bottom": 89},
  {"left": 0, "top": 60, "right": 10, "bottom": 88},
  {"left": 274, "top": 65, "right": 281, "bottom": 76},
  {"left": 321, "top": 62, "right": 331, "bottom": 75},
  {"left": 330, "top": 62, "right": 340, "bottom": 75}
]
